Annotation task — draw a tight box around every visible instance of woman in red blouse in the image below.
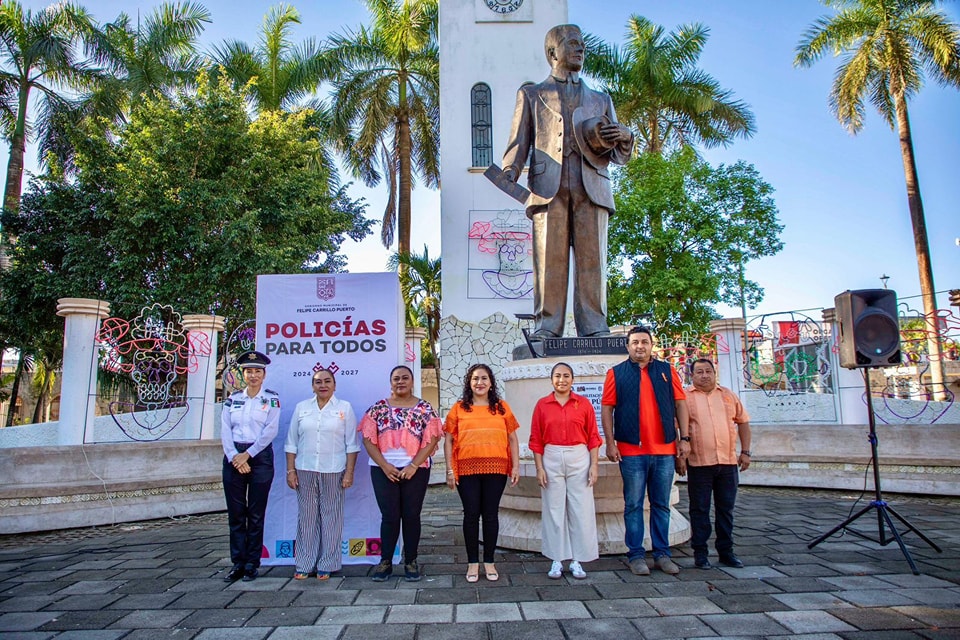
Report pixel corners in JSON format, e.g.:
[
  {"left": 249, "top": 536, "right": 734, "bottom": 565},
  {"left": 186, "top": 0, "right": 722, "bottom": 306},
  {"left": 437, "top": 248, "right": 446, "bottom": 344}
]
[{"left": 529, "top": 362, "right": 602, "bottom": 579}]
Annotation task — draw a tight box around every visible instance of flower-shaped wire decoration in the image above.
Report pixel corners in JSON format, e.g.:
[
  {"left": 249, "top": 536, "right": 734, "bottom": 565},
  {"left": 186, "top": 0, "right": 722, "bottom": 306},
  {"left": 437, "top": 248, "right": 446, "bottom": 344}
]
[{"left": 97, "top": 304, "right": 210, "bottom": 441}]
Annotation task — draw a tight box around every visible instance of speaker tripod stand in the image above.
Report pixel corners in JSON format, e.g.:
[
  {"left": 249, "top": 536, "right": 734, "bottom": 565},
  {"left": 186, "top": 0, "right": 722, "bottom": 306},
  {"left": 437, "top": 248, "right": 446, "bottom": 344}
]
[{"left": 807, "top": 369, "right": 942, "bottom": 575}]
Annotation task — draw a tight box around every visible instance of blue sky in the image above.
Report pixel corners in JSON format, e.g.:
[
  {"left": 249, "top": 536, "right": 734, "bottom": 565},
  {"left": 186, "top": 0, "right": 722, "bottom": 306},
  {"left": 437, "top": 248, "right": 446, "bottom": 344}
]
[{"left": 10, "top": 0, "right": 960, "bottom": 321}]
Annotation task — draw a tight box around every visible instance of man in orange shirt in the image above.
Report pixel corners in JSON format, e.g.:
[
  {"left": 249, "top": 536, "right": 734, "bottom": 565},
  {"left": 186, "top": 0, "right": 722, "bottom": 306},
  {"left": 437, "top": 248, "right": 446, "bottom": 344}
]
[
  {"left": 601, "top": 327, "right": 690, "bottom": 575},
  {"left": 678, "top": 358, "right": 752, "bottom": 570}
]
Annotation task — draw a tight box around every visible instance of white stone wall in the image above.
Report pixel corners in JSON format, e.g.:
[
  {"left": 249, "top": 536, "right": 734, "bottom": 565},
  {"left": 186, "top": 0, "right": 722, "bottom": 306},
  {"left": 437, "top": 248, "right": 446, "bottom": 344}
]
[
  {"left": 0, "top": 404, "right": 224, "bottom": 448},
  {"left": 873, "top": 397, "right": 960, "bottom": 425},
  {"left": 437, "top": 312, "right": 524, "bottom": 412},
  {"left": 742, "top": 390, "right": 839, "bottom": 424}
]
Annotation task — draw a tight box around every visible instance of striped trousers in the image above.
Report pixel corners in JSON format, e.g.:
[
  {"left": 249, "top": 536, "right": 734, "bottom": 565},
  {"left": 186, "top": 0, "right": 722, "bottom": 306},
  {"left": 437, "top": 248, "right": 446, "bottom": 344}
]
[{"left": 295, "top": 470, "right": 345, "bottom": 574}]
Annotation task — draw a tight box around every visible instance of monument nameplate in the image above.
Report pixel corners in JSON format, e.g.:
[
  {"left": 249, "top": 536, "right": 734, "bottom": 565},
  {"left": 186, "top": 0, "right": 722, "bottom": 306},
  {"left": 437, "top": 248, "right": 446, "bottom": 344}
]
[{"left": 541, "top": 336, "right": 627, "bottom": 356}]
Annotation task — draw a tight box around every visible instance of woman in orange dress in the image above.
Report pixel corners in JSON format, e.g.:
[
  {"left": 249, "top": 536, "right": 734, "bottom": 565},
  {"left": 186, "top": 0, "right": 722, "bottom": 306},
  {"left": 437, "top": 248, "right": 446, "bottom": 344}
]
[{"left": 443, "top": 364, "right": 520, "bottom": 582}]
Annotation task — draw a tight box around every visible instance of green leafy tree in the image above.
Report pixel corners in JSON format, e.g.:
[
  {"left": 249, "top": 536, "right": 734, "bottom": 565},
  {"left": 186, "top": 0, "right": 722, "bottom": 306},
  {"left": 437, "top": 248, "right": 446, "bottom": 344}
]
[
  {"left": 325, "top": 0, "right": 440, "bottom": 254},
  {"left": 584, "top": 15, "right": 756, "bottom": 156},
  {"left": 608, "top": 148, "right": 783, "bottom": 333},
  {"left": 795, "top": 0, "right": 960, "bottom": 400},
  {"left": 41, "top": 1, "right": 212, "bottom": 175},
  {"left": 389, "top": 246, "right": 441, "bottom": 371},
  {"left": 0, "top": 72, "right": 371, "bottom": 383},
  {"left": 0, "top": 1, "right": 95, "bottom": 216}
]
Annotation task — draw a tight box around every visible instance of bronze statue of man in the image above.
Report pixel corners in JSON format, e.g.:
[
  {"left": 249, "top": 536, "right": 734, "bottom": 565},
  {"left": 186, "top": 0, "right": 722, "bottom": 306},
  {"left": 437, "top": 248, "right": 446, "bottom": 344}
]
[{"left": 501, "top": 24, "right": 633, "bottom": 338}]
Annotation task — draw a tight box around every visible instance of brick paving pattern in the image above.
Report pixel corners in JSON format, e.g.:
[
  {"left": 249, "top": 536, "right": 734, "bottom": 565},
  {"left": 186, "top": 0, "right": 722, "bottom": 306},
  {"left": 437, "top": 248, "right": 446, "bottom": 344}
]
[{"left": 1, "top": 486, "right": 958, "bottom": 639}]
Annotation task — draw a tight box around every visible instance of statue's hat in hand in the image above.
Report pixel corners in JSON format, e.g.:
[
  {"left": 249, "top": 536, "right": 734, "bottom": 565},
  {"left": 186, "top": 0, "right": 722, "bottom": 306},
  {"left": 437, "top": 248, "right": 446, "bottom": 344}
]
[{"left": 573, "top": 109, "right": 617, "bottom": 169}]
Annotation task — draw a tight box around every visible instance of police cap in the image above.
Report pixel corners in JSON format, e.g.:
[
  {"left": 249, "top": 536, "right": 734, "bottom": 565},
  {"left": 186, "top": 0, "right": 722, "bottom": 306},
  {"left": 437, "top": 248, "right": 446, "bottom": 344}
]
[{"left": 237, "top": 350, "right": 271, "bottom": 369}]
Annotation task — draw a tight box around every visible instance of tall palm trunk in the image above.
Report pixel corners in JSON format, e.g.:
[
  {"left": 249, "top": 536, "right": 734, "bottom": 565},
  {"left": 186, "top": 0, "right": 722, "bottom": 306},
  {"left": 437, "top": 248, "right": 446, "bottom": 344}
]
[
  {"left": 646, "top": 115, "right": 662, "bottom": 156},
  {"left": 894, "top": 94, "right": 945, "bottom": 400},
  {"left": 5, "top": 352, "right": 25, "bottom": 427},
  {"left": 397, "top": 99, "right": 413, "bottom": 257},
  {"left": 3, "top": 84, "right": 30, "bottom": 215},
  {"left": 31, "top": 363, "right": 54, "bottom": 424},
  {"left": 31, "top": 383, "right": 47, "bottom": 424}
]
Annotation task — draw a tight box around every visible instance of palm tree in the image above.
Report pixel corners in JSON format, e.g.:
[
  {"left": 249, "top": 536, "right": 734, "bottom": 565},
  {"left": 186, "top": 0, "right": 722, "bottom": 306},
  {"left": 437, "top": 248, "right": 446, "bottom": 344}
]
[
  {"left": 210, "top": 4, "right": 330, "bottom": 113},
  {"left": 210, "top": 5, "right": 340, "bottom": 192},
  {"left": 584, "top": 15, "right": 755, "bottom": 156},
  {"left": 389, "top": 245, "right": 441, "bottom": 375},
  {"left": 0, "top": 2, "right": 93, "bottom": 421},
  {"left": 30, "top": 351, "right": 60, "bottom": 424},
  {"left": 40, "top": 1, "right": 211, "bottom": 174},
  {"left": 795, "top": 0, "right": 960, "bottom": 400},
  {"left": 0, "top": 1, "right": 94, "bottom": 216},
  {"left": 325, "top": 0, "right": 440, "bottom": 254}
]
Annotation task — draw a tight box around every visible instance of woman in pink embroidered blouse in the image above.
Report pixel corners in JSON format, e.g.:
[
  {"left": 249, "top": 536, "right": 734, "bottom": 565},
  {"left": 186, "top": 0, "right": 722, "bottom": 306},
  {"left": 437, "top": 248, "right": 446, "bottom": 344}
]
[{"left": 359, "top": 365, "right": 443, "bottom": 583}]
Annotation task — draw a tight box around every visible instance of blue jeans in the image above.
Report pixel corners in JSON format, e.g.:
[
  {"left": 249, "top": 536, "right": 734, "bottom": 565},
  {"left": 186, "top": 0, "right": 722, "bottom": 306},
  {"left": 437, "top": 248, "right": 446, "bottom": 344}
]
[
  {"left": 687, "top": 464, "right": 739, "bottom": 557},
  {"left": 619, "top": 454, "right": 675, "bottom": 561}
]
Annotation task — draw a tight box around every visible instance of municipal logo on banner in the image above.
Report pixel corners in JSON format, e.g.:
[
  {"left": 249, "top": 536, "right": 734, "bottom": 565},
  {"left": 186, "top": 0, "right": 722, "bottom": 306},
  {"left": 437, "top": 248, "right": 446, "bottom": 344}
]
[{"left": 316, "top": 276, "right": 336, "bottom": 301}]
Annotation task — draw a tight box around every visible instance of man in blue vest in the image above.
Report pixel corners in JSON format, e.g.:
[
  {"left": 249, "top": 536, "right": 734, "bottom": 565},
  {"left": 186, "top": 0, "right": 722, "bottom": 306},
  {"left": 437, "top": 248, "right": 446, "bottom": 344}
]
[{"left": 601, "top": 327, "right": 690, "bottom": 575}]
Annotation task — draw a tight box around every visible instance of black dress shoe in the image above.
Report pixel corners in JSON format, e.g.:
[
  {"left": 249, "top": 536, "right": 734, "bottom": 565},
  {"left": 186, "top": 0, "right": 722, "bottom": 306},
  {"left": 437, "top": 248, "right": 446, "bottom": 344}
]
[
  {"left": 242, "top": 566, "right": 259, "bottom": 581},
  {"left": 223, "top": 565, "right": 244, "bottom": 582},
  {"left": 718, "top": 554, "right": 744, "bottom": 568},
  {"left": 694, "top": 556, "right": 712, "bottom": 569}
]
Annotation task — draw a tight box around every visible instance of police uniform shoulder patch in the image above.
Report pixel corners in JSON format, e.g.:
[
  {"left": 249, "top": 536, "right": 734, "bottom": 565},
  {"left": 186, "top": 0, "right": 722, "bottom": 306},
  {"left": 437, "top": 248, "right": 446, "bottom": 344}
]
[
  {"left": 270, "top": 398, "right": 281, "bottom": 408},
  {"left": 224, "top": 398, "right": 232, "bottom": 407}
]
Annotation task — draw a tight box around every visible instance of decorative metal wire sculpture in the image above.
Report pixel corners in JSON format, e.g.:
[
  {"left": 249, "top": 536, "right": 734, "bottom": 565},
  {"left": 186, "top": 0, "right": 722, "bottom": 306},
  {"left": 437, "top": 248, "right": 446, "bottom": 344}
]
[
  {"left": 223, "top": 319, "right": 257, "bottom": 393},
  {"left": 743, "top": 312, "right": 833, "bottom": 396},
  {"left": 870, "top": 300, "right": 958, "bottom": 424},
  {"left": 97, "top": 303, "right": 210, "bottom": 441},
  {"left": 653, "top": 321, "right": 720, "bottom": 387}
]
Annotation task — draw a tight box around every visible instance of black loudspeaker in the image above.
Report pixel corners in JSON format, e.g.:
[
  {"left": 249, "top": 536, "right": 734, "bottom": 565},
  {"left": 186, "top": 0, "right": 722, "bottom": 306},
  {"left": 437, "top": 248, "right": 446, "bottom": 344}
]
[{"left": 834, "top": 289, "right": 901, "bottom": 369}]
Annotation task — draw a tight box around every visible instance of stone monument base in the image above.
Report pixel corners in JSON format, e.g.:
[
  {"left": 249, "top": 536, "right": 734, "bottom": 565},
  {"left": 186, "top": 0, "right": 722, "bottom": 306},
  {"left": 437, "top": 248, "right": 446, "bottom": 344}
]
[
  {"left": 498, "top": 352, "right": 691, "bottom": 555},
  {"left": 500, "top": 459, "right": 689, "bottom": 554}
]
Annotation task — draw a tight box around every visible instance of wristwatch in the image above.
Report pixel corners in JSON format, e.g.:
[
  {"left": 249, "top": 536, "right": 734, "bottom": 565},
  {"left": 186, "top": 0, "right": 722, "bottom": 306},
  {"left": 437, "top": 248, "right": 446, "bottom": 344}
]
[{"left": 680, "top": 436, "right": 691, "bottom": 442}]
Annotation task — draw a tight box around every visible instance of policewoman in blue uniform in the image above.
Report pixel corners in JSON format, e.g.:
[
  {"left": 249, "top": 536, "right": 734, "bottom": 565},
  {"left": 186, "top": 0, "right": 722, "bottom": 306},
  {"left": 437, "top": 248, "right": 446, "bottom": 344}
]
[{"left": 221, "top": 351, "right": 281, "bottom": 582}]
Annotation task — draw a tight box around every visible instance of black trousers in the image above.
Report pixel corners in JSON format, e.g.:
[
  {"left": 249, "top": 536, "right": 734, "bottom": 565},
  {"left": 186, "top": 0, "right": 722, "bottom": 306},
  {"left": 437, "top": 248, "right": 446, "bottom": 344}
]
[
  {"left": 222, "top": 444, "right": 274, "bottom": 568},
  {"left": 687, "top": 464, "right": 739, "bottom": 556},
  {"left": 456, "top": 473, "right": 508, "bottom": 563},
  {"left": 370, "top": 466, "right": 430, "bottom": 564}
]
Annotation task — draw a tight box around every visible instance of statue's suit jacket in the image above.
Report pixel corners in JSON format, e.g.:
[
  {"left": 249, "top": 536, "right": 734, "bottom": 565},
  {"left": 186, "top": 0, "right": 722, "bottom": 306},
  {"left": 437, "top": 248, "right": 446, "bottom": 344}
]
[{"left": 501, "top": 75, "right": 632, "bottom": 214}]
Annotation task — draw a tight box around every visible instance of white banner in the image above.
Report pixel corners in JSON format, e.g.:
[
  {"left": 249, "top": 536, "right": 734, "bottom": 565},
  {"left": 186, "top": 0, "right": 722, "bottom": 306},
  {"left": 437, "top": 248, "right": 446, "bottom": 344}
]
[{"left": 256, "top": 273, "right": 403, "bottom": 566}]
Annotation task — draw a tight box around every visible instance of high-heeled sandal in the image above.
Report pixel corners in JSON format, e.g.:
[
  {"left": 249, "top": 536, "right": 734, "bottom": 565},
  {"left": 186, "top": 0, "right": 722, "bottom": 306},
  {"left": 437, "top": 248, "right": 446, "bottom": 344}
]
[
  {"left": 483, "top": 562, "right": 499, "bottom": 581},
  {"left": 465, "top": 563, "right": 479, "bottom": 583}
]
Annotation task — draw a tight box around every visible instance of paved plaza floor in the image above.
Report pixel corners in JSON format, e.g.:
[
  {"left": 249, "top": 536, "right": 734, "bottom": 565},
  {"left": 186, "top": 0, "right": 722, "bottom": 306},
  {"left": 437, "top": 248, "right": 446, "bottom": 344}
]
[{"left": 1, "top": 485, "right": 958, "bottom": 639}]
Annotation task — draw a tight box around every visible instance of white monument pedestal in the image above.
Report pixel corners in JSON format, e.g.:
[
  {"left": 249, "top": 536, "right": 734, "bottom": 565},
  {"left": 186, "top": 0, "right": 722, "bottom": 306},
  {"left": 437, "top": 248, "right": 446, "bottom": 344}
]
[{"left": 498, "top": 354, "right": 690, "bottom": 554}]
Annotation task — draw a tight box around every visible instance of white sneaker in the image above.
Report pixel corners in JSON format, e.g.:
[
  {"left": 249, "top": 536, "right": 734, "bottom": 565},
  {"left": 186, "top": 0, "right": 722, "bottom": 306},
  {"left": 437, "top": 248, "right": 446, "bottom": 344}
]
[
  {"left": 547, "top": 560, "right": 563, "bottom": 579},
  {"left": 569, "top": 560, "right": 587, "bottom": 579}
]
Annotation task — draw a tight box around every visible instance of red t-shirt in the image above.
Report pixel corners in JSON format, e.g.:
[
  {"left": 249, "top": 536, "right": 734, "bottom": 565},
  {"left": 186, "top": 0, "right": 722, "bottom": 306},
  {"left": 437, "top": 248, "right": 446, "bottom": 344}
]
[{"left": 601, "top": 363, "right": 686, "bottom": 456}]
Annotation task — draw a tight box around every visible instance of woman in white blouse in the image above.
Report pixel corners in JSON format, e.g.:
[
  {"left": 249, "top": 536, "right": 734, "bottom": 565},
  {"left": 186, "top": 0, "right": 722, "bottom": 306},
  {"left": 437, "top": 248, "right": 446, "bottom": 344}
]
[{"left": 285, "top": 368, "right": 359, "bottom": 579}]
